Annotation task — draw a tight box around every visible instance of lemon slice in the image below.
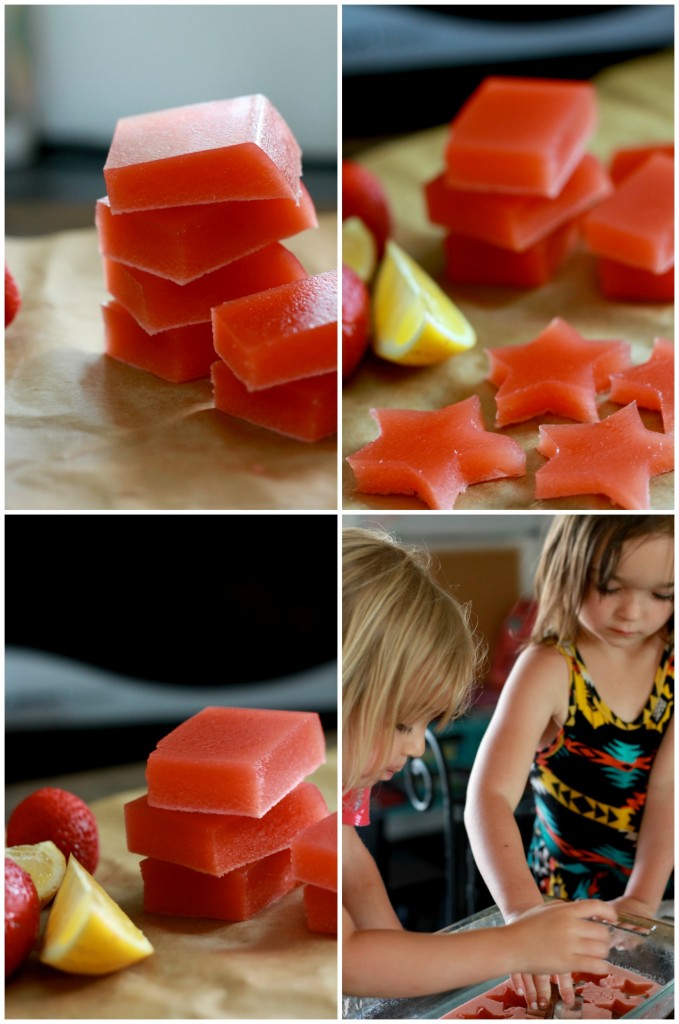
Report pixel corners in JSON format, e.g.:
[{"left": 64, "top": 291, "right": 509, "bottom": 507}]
[
  {"left": 373, "top": 239, "right": 476, "bottom": 365},
  {"left": 342, "top": 215, "right": 378, "bottom": 283},
  {"left": 6, "top": 841, "right": 67, "bottom": 907},
  {"left": 39, "top": 856, "right": 153, "bottom": 975}
]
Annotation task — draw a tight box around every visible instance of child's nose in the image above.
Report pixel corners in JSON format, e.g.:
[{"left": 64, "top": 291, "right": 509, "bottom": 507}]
[
  {"left": 617, "top": 592, "right": 642, "bottom": 618},
  {"left": 403, "top": 724, "right": 427, "bottom": 759}
]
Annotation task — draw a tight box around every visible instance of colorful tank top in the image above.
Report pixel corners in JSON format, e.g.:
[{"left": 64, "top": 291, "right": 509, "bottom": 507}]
[{"left": 528, "top": 641, "right": 673, "bottom": 901}]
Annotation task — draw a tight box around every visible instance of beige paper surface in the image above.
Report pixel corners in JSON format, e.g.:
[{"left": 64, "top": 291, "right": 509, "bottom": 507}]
[
  {"left": 5, "top": 754, "right": 337, "bottom": 1019},
  {"left": 342, "top": 53, "right": 674, "bottom": 510},
  {"left": 6, "top": 215, "right": 338, "bottom": 511}
]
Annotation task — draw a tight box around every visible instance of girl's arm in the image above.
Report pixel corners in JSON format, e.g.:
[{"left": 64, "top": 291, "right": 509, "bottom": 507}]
[
  {"left": 464, "top": 645, "right": 568, "bottom": 919},
  {"left": 611, "top": 715, "right": 674, "bottom": 919},
  {"left": 342, "top": 823, "right": 403, "bottom": 930},
  {"left": 342, "top": 898, "right": 617, "bottom": 998}
]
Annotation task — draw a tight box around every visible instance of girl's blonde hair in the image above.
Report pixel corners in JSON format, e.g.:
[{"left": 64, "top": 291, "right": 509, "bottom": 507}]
[
  {"left": 531, "top": 514, "right": 674, "bottom": 646},
  {"left": 342, "top": 527, "right": 482, "bottom": 792}
]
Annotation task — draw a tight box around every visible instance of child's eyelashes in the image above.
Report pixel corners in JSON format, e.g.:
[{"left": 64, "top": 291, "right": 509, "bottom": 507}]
[
  {"left": 597, "top": 585, "right": 674, "bottom": 602},
  {"left": 396, "top": 723, "right": 414, "bottom": 734}
]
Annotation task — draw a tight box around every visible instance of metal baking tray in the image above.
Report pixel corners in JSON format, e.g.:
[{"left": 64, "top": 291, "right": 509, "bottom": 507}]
[{"left": 343, "top": 904, "right": 674, "bottom": 1019}]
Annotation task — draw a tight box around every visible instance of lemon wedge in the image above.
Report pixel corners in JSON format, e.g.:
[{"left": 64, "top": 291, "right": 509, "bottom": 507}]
[
  {"left": 342, "top": 215, "right": 378, "bottom": 283},
  {"left": 373, "top": 239, "right": 476, "bottom": 365},
  {"left": 6, "top": 841, "right": 67, "bottom": 907},
  {"left": 39, "top": 856, "right": 153, "bottom": 975}
]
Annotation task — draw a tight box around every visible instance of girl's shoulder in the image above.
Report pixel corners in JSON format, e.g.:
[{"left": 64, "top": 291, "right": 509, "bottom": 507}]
[{"left": 510, "top": 641, "right": 572, "bottom": 680}]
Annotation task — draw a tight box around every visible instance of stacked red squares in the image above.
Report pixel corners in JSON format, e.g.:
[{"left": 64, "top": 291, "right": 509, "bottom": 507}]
[
  {"left": 211, "top": 268, "right": 338, "bottom": 442},
  {"left": 291, "top": 811, "right": 337, "bottom": 934},
  {"left": 424, "top": 77, "right": 611, "bottom": 288},
  {"left": 95, "top": 95, "right": 329, "bottom": 405},
  {"left": 583, "top": 148, "right": 674, "bottom": 302},
  {"left": 124, "top": 707, "right": 329, "bottom": 922}
]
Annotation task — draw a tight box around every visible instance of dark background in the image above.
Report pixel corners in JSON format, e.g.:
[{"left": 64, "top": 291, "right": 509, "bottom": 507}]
[{"left": 5, "top": 515, "right": 337, "bottom": 781}]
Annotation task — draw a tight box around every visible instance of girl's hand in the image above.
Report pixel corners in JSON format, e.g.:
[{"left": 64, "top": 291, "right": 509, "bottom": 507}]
[
  {"left": 509, "top": 972, "right": 574, "bottom": 1014},
  {"left": 607, "top": 895, "right": 658, "bottom": 921},
  {"left": 507, "top": 899, "right": 616, "bottom": 1004}
]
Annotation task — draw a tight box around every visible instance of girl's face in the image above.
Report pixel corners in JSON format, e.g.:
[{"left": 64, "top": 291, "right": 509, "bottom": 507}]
[
  {"left": 361, "top": 717, "right": 430, "bottom": 786},
  {"left": 579, "top": 535, "right": 674, "bottom": 647}
]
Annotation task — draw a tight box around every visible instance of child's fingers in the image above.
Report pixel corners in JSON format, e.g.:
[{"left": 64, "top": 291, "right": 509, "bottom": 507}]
[
  {"left": 532, "top": 974, "right": 553, "bottom": 1010},
  {"left": 571, "top": 898, "right": 618, "bottom": 923},
  {"left": 555, "top": 973, "right": 576, "bottom": 1006},
  {"left": 573, "top": 953, "right": 616, "bottom": 977}
]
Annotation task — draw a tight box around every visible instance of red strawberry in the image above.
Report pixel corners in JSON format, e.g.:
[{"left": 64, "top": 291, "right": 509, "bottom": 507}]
[
  {"left": 5, "top": 265, "right": 22, "bottom": 327},
  {"left": 6, "top": 788, "right": 100, "bottom": 874},
  {"left": 342, "top": 160, "right": 392, "bottom": 260},
  {"left": 5, "top": 857, "right": 40, "bottom": 978},
  {"left": 342, "top": 264, "right": 371, "bottom": 382}
]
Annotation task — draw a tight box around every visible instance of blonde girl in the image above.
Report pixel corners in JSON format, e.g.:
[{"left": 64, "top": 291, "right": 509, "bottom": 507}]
[
  {"left": 342, "top": 526, "right": 616, "bottom": 1000},
  {"left": 466, "top": 514, "right": 673, "bottom": 1013}
]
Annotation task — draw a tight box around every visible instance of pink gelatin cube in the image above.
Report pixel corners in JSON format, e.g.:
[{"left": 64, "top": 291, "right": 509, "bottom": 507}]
[
  {"left": 211, "top": 359, "right": 337, "bottom": 443},
  {"left": 583, "top": 153, "right": 674, "bottom": 273},
  {"left": 610, "top": 143, "right": 674, "bottom": 185},
  {"left": 104, "top": 95, "right": 302, "bottom": 212},
  {"left": 102, "top": 300, "right": 216, "bottom": 383},
  {"left": 95, "top": 184, "right": 317, "bottom": 285},
  {"left": 140, "top": 848, "right": 297, "bottom": 920},
  {"left": 444, "top": 77, "right": 597, "bottom": 197},
  {"left": 211, "top": 269, "right": 338, "bottom": 390},
  {"left": 426, "top": 154, "right": 610, "bottom": 252},
  {"left": 444, "top": 219, "right": 580, "bottom": 288},
  {"left": 104, "top": 243, "right": 308, "bottom": 335},
  {"left": 291, "top": 811, "right": 337, "bottom": 891},
  {"left": 303, "top": 884, "right": 337, "bottom": 935},
  {"left": 125, "top": 781, "right": 328, "bottom": 875},
  {"left": 146, "top": 706, "right": 326, "bottom": 817}
]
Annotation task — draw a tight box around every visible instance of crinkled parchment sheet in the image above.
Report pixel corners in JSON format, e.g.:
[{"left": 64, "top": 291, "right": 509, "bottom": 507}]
[
  {"left": 342, "top": 52, "right": 674, "bottom": 510},
  {"left": 6, "top": 214, "right": 337, "bottom": 510},
  {"left": 5, "top": 753, "right": 337, "bottom": 1019}
]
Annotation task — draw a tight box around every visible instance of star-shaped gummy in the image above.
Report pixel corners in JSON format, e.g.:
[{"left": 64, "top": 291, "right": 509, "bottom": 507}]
[
  {"left": 487, "top": 317, "right": 630, "bottom": 427},
  {"left": 347, "top": 395, "right": 526, "bottom": 509},
  {"left": 535, "top": 402, "right": 673, "bottom": 509},
  {"left": 609, "top": 337, "right": 674, "bottom": 433}
]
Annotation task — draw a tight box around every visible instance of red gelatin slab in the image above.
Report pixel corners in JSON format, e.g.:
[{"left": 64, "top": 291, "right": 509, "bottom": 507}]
[
  {"left": 211, "top": 269, "right": 337, "bottom": 390},
  {"left": 104, "top": 95, "right": 302, "bottom": 212},
  {"left": 140, "top": 848, "right": 297, "bottom": 921},
  {"left": 609, "top": 337, "right": 674, "bottom": 433},
  {"left": 444, "top": 77, "right": 597, "bottom": 197},
  {"left": 583, "top": 153, "right": 674, "bottom": 273},
  {"left": 303, "top": 884, "right": 337, "bottom": 935},
  {"left": 346, "top": 395, "right": 526, "bottom": 510},
  {"left": 102, "top": 300, "right": 215, "bottom": 383},
  {"left": 125, "top": 781, "right": 328, "bottom": 876},
  {"left": 597, "top": 257, "right": 674, "bottom": 304},
  {"left": 146, "top": 706, "right": 326, "bottom": 817},
  {"left": 443, "top": 220, "right": 580, "bottom": 289},
  {"left": 104, "top": 244, "right": 308, "bottom": 335},
  {"left": 291, "top": 811, "right": 337, "bottom": 891},
  {"left": 211, "top": 359, "right": 337, "bottom": 443},
  {"left": 610, "top": 143, "right": 674, "bottom": 185},
  {"left": 95, "top": 184, "right": 317, "bottom": 285},
  {"left": 487, "top": 317, "right": 630, "bottom": 427},
  {"left": 536, "top": 402, "right": 674, "bottom": 510},
  {"left": 443, "top": 967, "right": 660, "bottom": 1019},
  {"left": 426, "top": 154, "right": 611, "bottom": 252}
]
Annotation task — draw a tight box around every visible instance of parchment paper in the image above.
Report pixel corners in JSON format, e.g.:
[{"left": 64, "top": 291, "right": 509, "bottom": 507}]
[
  {"left": 342, "top": 53, "right": 674, "bottom": 510},
  {"left": 5, "top": 752, "right": 337, "bottom": 1019},
  {"left": 5, "top": 214, "right": 337, "bottom": 511}
]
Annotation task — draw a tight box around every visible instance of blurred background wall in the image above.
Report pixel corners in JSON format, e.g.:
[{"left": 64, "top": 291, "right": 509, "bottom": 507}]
[
  {"left": 343, "top": 4, "right": 674, "bottom": 148},
  {"left": 6, "top": 4, "right": 338, "bottom": 234},
  {"left": 6, "top": 514, "right": 338, "bottom": 782}
]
